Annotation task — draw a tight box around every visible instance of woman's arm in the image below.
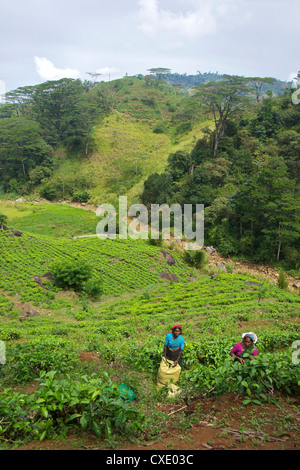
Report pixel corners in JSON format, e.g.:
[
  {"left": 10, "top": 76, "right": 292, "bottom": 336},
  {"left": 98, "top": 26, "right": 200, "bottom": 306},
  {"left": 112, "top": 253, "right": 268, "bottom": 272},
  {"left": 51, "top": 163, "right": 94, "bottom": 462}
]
[
  {"left": 173, "top": 349, "right": 183, "bottom": 367},
  {"left": 230, "top": 351, "right": 245, "bottom": 364}
]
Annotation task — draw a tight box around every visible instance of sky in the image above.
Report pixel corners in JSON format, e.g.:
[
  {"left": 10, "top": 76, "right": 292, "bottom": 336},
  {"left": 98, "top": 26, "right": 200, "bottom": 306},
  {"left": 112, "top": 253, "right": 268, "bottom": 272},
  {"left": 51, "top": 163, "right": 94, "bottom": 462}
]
[{"left": 1, "top": 0, "right": 300, "bottom": 93}]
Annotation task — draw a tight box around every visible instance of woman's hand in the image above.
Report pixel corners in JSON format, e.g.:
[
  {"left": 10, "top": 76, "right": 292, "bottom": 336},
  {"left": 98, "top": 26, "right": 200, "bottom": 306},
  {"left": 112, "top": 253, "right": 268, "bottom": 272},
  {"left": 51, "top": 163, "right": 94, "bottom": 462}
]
[{"left": 237, "top": 357, "right": 245, "bottom": 364}]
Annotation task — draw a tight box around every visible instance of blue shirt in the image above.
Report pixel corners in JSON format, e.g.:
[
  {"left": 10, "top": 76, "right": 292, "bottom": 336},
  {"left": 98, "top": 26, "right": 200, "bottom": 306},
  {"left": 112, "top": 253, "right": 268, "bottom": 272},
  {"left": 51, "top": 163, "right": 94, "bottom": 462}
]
[{"left": 165, "top": 333, "right": 184, "bottom": 351}]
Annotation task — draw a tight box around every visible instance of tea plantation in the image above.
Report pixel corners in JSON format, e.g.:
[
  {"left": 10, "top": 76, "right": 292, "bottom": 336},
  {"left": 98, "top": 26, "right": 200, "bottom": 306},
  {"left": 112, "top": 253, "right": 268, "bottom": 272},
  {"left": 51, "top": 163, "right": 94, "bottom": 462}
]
[{"left": 0, "top": 203, "right": 299, "bottom": 448}]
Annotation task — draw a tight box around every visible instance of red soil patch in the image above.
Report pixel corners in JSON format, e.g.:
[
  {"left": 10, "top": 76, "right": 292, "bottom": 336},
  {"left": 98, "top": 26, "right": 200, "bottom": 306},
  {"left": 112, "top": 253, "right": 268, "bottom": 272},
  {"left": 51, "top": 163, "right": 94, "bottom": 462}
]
[{"left": 13, "top": 393, "right": 300, "bottom": 451}]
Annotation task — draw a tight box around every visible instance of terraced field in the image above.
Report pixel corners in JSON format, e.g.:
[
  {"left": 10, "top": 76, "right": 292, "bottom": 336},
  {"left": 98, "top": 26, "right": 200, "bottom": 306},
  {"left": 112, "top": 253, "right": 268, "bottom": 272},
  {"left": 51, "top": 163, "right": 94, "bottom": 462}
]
[{"left": 0, "top": 203, "right": 299, "bottom": 450}]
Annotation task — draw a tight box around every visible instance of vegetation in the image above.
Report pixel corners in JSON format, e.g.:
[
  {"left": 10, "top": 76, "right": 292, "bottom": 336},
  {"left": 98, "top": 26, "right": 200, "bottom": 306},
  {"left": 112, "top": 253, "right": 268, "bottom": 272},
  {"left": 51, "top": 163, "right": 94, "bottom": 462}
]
[
  {"left": 142, "top": 80, "right": 300, "bottom": 269},
  {"left": 0, "top": 71, "right": 299, "bottom": 449}
]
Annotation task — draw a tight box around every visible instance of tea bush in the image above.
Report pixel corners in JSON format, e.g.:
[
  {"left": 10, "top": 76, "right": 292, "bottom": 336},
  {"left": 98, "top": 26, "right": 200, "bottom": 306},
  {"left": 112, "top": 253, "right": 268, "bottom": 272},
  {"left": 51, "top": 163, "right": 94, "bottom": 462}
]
[
  {"left": 2, "top": 338, "right": 79, "bottom": 383},
  {"left": 0, "top": 371, "right": 144, "bottom": 443}
]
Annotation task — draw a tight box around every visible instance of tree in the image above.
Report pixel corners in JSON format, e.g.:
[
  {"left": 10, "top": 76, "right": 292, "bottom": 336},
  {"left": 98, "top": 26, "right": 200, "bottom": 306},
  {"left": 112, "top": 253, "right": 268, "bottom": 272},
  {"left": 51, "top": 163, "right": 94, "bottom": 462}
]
[
  {"left": 246, "top": 77, "right": 277, "bottom": 102},
  {"left": 0, "top": 116, "right": 52, "bottom": 190},
  {"left": 230, "top": 157, "right": 299, "bottom": 263},
  {"left": 191, "top": 75, "right": 252, "bottom": 156},
  {"left": 146, "top": 68, "right": 171, "bottom": 87},
  {"left": 30, "top": 78, "right": 85, "bottom": 146}
]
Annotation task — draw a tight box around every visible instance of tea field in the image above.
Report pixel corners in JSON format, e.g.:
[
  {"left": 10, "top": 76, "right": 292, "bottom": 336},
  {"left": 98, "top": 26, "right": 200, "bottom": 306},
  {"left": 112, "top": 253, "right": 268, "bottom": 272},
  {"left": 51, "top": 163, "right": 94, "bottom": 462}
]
[{"left": 0, "top": 203, "right": 299, "bottom": 449}]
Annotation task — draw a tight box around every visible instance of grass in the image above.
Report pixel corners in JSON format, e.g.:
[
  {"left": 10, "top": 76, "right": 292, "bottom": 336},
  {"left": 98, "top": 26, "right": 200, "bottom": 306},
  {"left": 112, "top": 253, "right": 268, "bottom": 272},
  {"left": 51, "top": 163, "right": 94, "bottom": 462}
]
[{"left": 0, "top": 201, "right": 99, "bottom": 238}]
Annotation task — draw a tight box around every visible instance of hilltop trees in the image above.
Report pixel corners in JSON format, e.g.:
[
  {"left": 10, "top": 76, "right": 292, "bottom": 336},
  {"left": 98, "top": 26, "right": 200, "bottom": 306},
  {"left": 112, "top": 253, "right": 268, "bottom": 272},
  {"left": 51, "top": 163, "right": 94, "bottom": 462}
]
[
  {"left": 142, "top": 84, "right": 300, "bottom": 268},
  {"left": 0, "top": 117, "right": 53, "bottom": 192},
  {"left": 191, "top": 75, "right": 252, "bottom": 156},
  {"left": 146, "top": 68, "right": 171, "bottom": 87},
  {"left": 0, "top": 77, "right": 110, "bottom": 195},
  {"left": 246, "top": 76, "right": 277, "bottom": 102}
]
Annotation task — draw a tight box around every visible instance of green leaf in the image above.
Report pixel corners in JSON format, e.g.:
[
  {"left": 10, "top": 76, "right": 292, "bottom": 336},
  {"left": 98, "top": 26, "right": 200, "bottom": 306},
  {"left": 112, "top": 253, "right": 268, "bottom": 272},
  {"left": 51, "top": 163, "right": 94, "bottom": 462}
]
[
  {"left": 41, "top": 407, "right": 49, "bottom": 418},
  {"left": 105, "top": 421, "right": 112, "bottom": 440},
  {"left": 92, "top": 420, "right": 102, "bottom": 437},
  {"left": 80, "top": 415, "right": 88, "bottom": 429},
  {"left": 39, "top": 430, "right": 47, "bottom": 442},
  {"left": 66, "top": 413, "right": 81, "bottom": 423}
]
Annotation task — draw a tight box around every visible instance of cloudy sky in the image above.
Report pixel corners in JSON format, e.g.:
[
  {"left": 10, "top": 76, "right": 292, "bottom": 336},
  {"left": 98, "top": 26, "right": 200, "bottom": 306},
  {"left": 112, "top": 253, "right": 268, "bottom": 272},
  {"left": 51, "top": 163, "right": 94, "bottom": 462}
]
[{"left": 1, "top": 0, "right": 299, "bottom": 92}]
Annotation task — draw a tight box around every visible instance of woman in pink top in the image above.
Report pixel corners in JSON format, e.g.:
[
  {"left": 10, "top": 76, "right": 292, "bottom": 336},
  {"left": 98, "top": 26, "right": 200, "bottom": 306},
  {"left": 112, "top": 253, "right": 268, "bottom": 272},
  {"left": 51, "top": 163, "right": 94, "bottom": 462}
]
[{"left": 230, "top": 333, "right": 258, "bottom": 364}]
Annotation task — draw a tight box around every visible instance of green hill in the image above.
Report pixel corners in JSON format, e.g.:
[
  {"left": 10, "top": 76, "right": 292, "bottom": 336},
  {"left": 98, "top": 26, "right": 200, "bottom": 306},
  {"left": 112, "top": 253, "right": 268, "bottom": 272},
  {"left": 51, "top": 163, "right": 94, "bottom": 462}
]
[
  {"left": 0, "top": 76, "right": 299, "bottom": 451},
  {"left": 43, "top": 78, "right": 210, "bottom": 206}
]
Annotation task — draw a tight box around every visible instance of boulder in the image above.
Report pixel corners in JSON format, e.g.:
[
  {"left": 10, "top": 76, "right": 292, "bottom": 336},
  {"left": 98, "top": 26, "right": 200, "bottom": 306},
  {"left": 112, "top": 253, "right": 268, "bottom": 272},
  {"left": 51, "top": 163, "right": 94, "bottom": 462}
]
[
  {"left": 12, "top": 229, "right": 23, "bottom": 237},
  {"left": 41, "top": 272, "right": 54, "bottom": 283},
  {"left": 160, "top": 249, "right": 176, "bottom": 266},
  {"left": 205, "top": 246, "right": 217, "bottom": 254},
  {"left": 159, "top": 272, "right": 178, "bottom": 283},
  {"left": 19, "top": 303, "right": 39, "bottom": 318},
  {"left": 245, "top": 280, "right": 263, "bottom": 287},
  {"left": 216, "top": 263, "right": 227, "bottom": 271},
  {"left": 31, "top": 275, "right": 42, "bottom": 285}
]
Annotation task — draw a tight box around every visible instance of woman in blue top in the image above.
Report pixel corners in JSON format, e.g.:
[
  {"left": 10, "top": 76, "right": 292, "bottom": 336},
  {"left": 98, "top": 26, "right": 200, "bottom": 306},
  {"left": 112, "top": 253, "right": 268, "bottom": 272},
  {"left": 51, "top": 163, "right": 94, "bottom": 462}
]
[{"left": 164, "top": 324, "right": 184, "bottom": 367}]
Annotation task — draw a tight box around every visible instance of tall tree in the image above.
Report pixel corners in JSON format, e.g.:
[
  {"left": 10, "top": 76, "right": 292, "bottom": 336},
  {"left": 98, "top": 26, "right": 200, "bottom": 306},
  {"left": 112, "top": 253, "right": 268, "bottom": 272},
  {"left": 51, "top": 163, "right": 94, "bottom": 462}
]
[
  {"left": 146, "top": 68, "right": 171, "bottom": 87},
  {"left": 191, "top": 75, "right": 252, "bottom": 156},
  {"left": 0, "top": 117, "right": 52, "bottom": 190},
  {"left": 246, "top": 77, "right": 277, "bottom": 102}
]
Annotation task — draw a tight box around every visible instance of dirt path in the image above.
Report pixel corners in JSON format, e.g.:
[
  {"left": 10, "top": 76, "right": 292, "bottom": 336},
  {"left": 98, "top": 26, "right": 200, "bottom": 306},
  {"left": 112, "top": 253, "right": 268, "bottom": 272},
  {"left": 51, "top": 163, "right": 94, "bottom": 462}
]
[{"left": 13, "top": 392, "right": 300, "bottom": 451}]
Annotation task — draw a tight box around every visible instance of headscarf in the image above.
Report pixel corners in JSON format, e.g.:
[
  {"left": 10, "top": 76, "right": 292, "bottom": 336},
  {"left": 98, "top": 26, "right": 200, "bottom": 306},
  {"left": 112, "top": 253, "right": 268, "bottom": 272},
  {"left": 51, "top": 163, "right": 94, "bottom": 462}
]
[
  {"left": 242, "top": 332, "right": 257, "bottom": 344},
  {"left": 172, "top": 324, "right": 182, "bottom": 333}
]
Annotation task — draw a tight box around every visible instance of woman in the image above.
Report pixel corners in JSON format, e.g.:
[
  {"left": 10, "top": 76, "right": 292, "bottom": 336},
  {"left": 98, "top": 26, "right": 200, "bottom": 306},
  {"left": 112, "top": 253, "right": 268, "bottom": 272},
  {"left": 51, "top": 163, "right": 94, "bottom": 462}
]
[
  {"left": 157, "top": 324, "right": 184, "bottom": 395},
  {"left": 164, "top": 324, "right": 184, "bottom": 367},
  {"left": 230, "top": 332, "right": 258, "bottom": 364}
]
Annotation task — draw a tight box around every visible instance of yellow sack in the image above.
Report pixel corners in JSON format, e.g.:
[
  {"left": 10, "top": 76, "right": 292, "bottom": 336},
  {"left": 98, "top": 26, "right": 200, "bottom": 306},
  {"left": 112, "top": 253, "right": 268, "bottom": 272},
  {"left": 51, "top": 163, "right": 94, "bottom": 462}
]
[{"left": 156, "top": 358, "right": 181, "bottom": 396}]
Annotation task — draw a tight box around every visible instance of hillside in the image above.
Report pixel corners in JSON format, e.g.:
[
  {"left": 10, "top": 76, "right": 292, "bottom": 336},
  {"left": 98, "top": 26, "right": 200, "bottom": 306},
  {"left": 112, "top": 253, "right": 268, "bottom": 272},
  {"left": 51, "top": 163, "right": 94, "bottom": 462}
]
[
  {"left": 0, "top": 202, "right": 299, "bottom": 450},
  {"left": 0, "top": 75, "right": 299, "bottom": 451},
  {"left": 50, "top": 110, "right": 210, "bottom": 207},
  {"left": 42, "top": 77, "right": 210, "bottom": 206}
]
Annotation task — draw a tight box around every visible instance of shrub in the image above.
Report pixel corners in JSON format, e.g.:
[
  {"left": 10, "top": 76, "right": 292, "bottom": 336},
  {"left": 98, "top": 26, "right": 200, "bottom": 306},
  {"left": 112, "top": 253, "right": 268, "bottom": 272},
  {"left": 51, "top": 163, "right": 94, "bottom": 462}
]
[
  {"left": 184, "top": 250, "right": 207, "bottom": 269},
  {"left": 0, "top": 212, "right": 8, "bottom": 227},
  {"left": 71, "top": 190, "right": 90, "bottom": 203},
  {"left": 277, "top": 269, "right": 289, "bottom": 290},
  {"left": 0, "top": 371, "right": 144, "bottom": 443},
  {"left": 51, "top": 258, "right": 93, "bottom": 291},
  {"left": 82, "top": 277, "right": 103, "bottom": 300}
]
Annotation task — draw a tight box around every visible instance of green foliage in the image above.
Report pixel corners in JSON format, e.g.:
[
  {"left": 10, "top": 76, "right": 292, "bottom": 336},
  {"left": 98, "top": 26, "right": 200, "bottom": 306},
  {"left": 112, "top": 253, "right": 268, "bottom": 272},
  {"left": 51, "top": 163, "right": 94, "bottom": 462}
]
[
  {"left": 142, "top": 88, "right": 300, "bottom": 268},
  {"left": 184, "top": 250, "right": 207, "bottom": 269},
  {"left": 51, "top": 258, "right": 93, "bottom": 291},
  {"left": 82, "top": 277, "right": 103, "bottom": 300},
  {"left": 277, "top": 269, "right": 289, "bottom": 290},
  {"left": 71, "top": 190, "right": 90, "bottom": 203},
  {"left": 0, "top": 213, "right": 8, "bottom": 226},
  {"left": 0, "top": 371, "right": 144, "bottom": 442},
  {"left": 1, "top": 339, "right": 79, "bottom": 383}
]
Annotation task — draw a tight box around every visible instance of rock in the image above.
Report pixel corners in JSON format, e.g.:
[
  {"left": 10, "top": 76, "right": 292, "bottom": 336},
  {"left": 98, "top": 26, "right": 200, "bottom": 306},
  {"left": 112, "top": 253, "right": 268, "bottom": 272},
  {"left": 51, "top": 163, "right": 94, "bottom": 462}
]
[
  {"left": 205, "top": 246, "right": 217, "bottom": 254},
  {"left": 292, "top": 283, "right": 300, "bottom": 289},
  {"left": 210, "top": 273, "right": 219, "bottom": 279},
  {"left": 41, "top": 272, "right": 54, "bottom": 283},
  {"left": 217, "top": 263, "right": 227, "bottom": 271},
  {"left": 31, "top": 275, "right": 42, "bottom": 285},
  {"left": 12, "top": 229, "right": 22, "bottom": 237},
  {"left": 159, "top": 272, "right": 178, "bottom": 282},
  {"left": 160, "top": 249, "right": 176, "bottom": 266},
  {"left": 19, "top": 303, "right": 39, "bottom": 318},
  {"left": 15, "top": 197, "right": 25, "bottom": 203},
  {"left": 245, "top": 280, "right": 263, "bottom": 287}
]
